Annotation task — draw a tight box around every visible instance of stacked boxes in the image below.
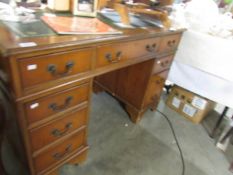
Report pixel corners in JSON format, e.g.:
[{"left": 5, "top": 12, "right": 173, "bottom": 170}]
[{"left": 166, "top": 85, "right": 215, "bottom": 124}]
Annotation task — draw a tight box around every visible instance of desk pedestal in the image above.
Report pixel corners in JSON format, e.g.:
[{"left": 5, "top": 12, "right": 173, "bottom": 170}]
[{"left": 94, "top": 57, "right": 170, "bottom": 123}]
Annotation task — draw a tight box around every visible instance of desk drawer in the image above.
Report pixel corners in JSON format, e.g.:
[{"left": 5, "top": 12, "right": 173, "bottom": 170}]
[
  {"left": 30, "top": 107, "right": 88, "bottom": 152},
  {"left": 152, "top": 55, "right": 174, "bottom": 74},
  {"left": 19, "top": 48, "right": 93, "bottom": 88},
  {"left": 42, "top": 146, "right": 88, "bottom": 175},
  {"left": 144, "top": 71, "right": 168, "bottom": 108},
  {"left": 34, "top": 129, "right": 86, "bottom": 173},
  {"left": 159, "top": 34, "right": 181, "bottom": 53},
  {"left": 96, "top": 38, "right": 160, "bottom": 68},
  {"left": 25, "top": 83, "right": 90, "bottom": 125}
]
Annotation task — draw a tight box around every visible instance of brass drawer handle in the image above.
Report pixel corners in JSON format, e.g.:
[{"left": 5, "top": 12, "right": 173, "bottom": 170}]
[
  {"left": 51, "top": 122, "right": 73, "bottom": 137},
  {"left": 47, "top": 61, "right": 74, "bottom": 77},
  {"left": 49, "top": 96, "right": 73, "bottom": 112},
  {"left": 105, "top": 53, "right": 112, "bottom": 60},
  {"left": 116, "top": 51, "right": 122, "bottom": 59},
  {"left": 161, "top": 62, "right": 166, "bottom": 67},
  {"left": 161, "top": 60, "right": 169, "bottom": 67},
  {"left": 146, "top": 43, "right": 156, "bottom": 52},
  {"left": 167, "top": 40, "right": 176, "bottom": 47},
  {"left": 53, "top": 144, "right": 72, "bottom": 160},
  {"left": 105, "top": 51, "right": 122, "bottom": 63}
]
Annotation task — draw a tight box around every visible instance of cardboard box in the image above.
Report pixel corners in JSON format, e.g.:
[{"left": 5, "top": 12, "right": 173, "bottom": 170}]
[{"left": 166, "top": 85, "right": 215, "bottom": 124}]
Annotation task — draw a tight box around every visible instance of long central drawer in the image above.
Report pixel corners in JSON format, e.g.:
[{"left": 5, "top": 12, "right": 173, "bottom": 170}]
[{"left": 96, "top": 37, "right": 160, "bottom": 68}]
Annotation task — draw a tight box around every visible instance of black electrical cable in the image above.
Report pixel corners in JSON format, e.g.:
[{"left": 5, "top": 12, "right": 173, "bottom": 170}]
[{"left": 156, "top": 109, "right": 185, "bottom": 175}]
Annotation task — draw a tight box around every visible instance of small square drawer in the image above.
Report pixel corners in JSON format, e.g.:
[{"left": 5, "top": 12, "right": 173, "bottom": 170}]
[
  {"left": 133, "top": 37, "right": 160, "bottom": 57},
  {"left": 152, "top": 55, "right": 174, "bottom": 74},
  {"left": 30, "top": 106, "right": 88, "bottom": 152},
  {"left": 18, "top": 48, "right": 94, "bottom": 88},
  {"left": 158, "top": 34, "right": 181, "bottom": 53},
  {"left": 33, "top": 129, "right": 86, "bottom": 173},
  {"left": 144, "top": 71, "right": 169, "bottom": 108},
  {"left": 96, "top": 42, "right": 133, "bottom": 68},
  {"left": 96, "top": 37, "right": 160, "bottom": 68},
  {"left": 25, "top": 83, "right": 90, "bottom": 125}
]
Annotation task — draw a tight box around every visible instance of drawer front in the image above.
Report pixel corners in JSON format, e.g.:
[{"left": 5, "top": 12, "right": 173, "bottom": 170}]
[
  {"left": 159, "top": 34, "right": 181, "bottom": 53},
  {"left": 19, "top": 48, "right": 94, "bottom": 88},
  {"left": 30, "top": 107, "right": 88, "bottom": 152},
  {"left": 96, "top": 42, "right": 133, "bottom": 68},
  {"left": 144, "top": 71, "right": 169, "bottom": 108},
  {"left": 96, "top": 38, "right": 160, "bottom": 68},
  {"left": 34, "top": 129, "right": 86, "bottom": 173},
  {"left": 135, "top": 37, "right": 160, "bottom": 57},
  {"left": 25, "top": 83, "right": 90, "bottom": 124},
  {"left": 152, "top": 55, "right": 174, "bottom": 74},
  {"left": 43, "top": 147, "right": 88, "bottom": 175}
]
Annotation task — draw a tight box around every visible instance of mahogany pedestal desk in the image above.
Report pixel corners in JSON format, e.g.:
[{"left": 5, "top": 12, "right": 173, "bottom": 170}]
[{"left": 0, "top": 22, "right": 183, "bottom": 175}]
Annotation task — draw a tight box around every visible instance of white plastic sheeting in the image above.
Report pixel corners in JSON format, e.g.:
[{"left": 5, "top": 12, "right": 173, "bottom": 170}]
[{"left": 168, "top": 30, "right": 233, "bottom": 109}]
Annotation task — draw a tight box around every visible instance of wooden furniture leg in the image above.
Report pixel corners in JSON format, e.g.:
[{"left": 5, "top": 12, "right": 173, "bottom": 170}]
[
  {"left": 125, "top": 104, "right": 144, "bottom": 123},
  {"left": 210, "top": 106, "right": 229, "bottom": 138},
  {"left": 219, "top": 125, "right": 233, "bottom": 144}
]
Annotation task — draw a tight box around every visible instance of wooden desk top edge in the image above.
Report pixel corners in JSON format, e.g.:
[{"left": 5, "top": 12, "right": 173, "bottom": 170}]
[{"left": 0, "top": 21, "right": 185, "bottom": 57}]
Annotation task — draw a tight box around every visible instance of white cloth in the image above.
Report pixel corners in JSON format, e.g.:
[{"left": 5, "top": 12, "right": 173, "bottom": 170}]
[
  {"left": 168, "top": 61, "right": 233, "bottom": 109},
  {"left": 174, "top": 30, "right": 233, "bottom": 82},
  {"left": 168, "top": 30, "right": 233, "bottom": 108}
]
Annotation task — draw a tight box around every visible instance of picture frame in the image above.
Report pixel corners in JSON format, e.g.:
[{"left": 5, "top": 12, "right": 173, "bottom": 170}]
[{"left": 71, "top": 0, "right": 98, "bottom": 17}]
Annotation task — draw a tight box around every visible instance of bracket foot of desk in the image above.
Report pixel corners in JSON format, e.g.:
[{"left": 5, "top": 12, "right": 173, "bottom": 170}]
[{"left": 124, "top": 104, "right": 144, "bottom": 123}]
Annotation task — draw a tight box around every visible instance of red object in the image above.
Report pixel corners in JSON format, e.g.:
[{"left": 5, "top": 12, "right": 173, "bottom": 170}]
[{"left": 41, "top": 16, "right": 121, "bottom": 35}]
